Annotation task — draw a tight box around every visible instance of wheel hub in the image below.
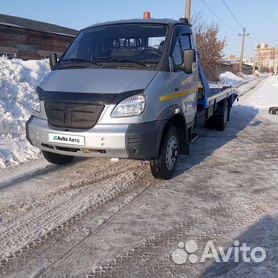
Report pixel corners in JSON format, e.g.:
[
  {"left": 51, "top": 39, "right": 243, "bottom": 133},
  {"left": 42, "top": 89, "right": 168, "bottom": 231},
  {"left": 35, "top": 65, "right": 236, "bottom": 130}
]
[{"left": 166, "top": 135, "right": 178, "bottom": 170}]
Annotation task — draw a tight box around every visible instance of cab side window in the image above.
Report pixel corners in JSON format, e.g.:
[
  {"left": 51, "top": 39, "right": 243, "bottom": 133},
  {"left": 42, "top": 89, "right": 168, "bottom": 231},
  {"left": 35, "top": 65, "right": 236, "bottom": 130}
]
[
  {"left": 180, "top": 34, "right": 191, "bottom": 50},
  {"left": 172, "top": 38, "right": 183, "bottom": 66},
  {"left": 171, "top": 32, "right": 193, "bottom": 66}
]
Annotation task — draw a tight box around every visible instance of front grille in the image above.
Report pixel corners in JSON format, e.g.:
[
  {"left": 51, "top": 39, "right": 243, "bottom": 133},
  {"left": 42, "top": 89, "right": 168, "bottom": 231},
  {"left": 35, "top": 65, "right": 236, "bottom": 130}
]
[{"left": 44, "top": 102, "right": 104, "bottom": 129}]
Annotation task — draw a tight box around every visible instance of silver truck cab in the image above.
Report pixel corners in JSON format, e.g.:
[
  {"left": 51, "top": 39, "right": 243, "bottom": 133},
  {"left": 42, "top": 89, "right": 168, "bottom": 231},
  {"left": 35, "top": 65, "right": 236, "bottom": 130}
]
[{"left": 26, "top": 18, "right": 198, "bottom": 179}]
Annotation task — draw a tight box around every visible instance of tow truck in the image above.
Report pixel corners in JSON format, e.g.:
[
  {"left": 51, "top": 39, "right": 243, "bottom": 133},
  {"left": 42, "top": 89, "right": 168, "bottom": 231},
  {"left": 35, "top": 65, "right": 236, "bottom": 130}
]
[{"left": 26, "top": 13, "right": 237, "bottom": 179}]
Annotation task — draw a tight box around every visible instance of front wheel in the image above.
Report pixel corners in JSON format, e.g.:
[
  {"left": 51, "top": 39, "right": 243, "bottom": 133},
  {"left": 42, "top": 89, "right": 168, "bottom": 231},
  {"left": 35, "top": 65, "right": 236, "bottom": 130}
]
[
  {"left": 42, "top": 150, "right": 74, "bottom": 165},
  {"left": 150, "top": 126, "right": 179, "bottom": 180}
]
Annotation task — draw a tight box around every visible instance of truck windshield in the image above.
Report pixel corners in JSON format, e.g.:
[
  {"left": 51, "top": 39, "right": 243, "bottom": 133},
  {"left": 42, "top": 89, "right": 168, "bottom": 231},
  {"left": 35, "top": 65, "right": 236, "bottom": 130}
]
[{"left": 59, "top": 24, "right": 167, "bottom": 70}]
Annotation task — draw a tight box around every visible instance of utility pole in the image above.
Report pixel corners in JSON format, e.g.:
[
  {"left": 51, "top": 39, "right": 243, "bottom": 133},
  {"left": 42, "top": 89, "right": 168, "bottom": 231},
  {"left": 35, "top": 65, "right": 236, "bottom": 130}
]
[
  {"left": 252, "top": 48, "right": 257, "bottom": 75},
  {"left": 239, "top": 27, "right": 249, "bottom": 73},
  {"left": 186, "top": 0, "right": 191, "bottom": 22},
  {"left": 274, "top": 47, "right": 278, "bottom": 75},
  {"left": 252, "top": 43, "right": 258, "bottom": 75}
]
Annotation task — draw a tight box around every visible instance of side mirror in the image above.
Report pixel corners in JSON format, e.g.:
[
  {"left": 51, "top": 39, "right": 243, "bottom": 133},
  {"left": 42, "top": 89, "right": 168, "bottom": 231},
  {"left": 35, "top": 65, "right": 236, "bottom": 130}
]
[
  {"left": 49, "top": 53, "right": 58, "bottom": 70},
  {"left": 183, "top": 49, "right": 195, "bottom": 74}
]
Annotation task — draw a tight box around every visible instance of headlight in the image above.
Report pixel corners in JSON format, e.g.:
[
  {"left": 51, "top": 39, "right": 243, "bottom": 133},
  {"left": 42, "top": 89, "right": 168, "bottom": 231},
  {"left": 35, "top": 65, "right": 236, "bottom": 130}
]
[
  {"left": 111, "top": 95, "right": 145, "bottom": 118},
  {"left": 32, "top": 89, "right": 41, "bottom": 112}
]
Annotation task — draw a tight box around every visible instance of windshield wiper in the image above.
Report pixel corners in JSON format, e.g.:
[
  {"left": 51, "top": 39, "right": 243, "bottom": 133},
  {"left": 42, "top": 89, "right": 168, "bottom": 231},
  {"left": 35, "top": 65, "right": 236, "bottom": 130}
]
[
  {"left": 98, "top": 58, "right": 150, "bottom": 68},
  {"left": 60, "top": 58, "right": 103, "bottom": 66}
]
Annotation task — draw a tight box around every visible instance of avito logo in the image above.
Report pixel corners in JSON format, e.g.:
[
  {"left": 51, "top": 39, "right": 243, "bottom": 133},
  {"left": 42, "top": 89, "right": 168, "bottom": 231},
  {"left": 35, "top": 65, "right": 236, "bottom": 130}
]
[
  {"left": 53, "top": 135, "right": 69, "bottom": 142},
  {"left": 49, "top": 133, "right": 84, "bottom": 146},
  {"left": 172, "top": 240, "right": 266, "bottom": 264}
]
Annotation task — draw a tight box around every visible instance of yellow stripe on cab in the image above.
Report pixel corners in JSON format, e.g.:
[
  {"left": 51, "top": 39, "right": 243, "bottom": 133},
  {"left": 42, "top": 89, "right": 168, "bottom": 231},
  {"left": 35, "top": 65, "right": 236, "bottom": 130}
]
[{"left": 160, "top": 87, "right": 198, "bottom": 102}]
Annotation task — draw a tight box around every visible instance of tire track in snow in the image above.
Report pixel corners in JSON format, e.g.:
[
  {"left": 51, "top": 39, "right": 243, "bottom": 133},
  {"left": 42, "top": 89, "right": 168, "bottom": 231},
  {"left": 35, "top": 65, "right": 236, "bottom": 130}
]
[
  {"left": 0, "top": 160, "right": 132, "bottom": 232},
  {"left": 84, "top": 196, "right": 276, "bottom": 278},
  {"left": 0, "top": 158, "right": 124, "bottom": 224},
  {"left": 0, "top": 160, "right": 151, "bottom": 268},
  {"left": 38, "top": 175, "right": 160, "bottom": 278}
]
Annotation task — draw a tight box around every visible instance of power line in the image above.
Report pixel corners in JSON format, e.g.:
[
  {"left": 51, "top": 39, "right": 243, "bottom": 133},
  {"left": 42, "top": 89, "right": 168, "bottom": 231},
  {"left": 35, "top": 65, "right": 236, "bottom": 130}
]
[
  {"left": 222, "top": 0, "right": 244, "bottom": 29},
  {"left": 200, "top": 0, "right": 239, "bottom": 34}
]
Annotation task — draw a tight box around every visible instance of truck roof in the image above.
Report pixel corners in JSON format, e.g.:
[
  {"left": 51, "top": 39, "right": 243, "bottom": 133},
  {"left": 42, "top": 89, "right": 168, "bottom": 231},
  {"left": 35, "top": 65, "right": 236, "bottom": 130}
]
[{"left": 84, "top": 18, "right": 188, "bottom": 30}]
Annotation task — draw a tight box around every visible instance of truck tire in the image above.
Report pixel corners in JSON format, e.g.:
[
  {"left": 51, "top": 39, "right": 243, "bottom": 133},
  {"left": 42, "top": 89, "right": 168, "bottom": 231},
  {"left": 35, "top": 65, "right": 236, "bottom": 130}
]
[
  {"left": 42, "top": 150, "right": 74, "bottom": 165},
  {"left": 215, "top": 99, "right": 229, "bottom": 131},
  {"left": 150, "top": 126, "right": 179, "bottom": 180},
  {"left": 205, "top": 116, "right": 216, "bottom": 129}
]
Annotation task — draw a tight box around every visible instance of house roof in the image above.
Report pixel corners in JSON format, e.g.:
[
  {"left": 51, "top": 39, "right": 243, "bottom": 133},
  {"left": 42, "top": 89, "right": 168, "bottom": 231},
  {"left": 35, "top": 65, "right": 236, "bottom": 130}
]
[{"left": 0, "top": 13, "right": 78, "bottom": 37}]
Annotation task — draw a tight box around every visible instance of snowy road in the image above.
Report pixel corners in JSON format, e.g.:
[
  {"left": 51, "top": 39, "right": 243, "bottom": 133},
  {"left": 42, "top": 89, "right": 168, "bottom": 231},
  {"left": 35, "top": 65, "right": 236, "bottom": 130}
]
[{"left": 0, "top": 76, "right": 277, "bottom": 278}]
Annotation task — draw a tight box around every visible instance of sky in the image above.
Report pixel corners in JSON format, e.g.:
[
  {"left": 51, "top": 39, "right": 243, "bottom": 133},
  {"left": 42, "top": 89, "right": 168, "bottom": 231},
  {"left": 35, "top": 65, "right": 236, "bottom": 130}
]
[{"left": 1, "top": 0, "right": 277, "bottom": 58}]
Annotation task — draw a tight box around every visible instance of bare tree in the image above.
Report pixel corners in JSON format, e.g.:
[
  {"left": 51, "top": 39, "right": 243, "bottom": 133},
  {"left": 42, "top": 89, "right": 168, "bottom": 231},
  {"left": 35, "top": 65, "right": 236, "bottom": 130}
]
[{"left": 191, "top": 13, "right": 225, "bottom": 81}]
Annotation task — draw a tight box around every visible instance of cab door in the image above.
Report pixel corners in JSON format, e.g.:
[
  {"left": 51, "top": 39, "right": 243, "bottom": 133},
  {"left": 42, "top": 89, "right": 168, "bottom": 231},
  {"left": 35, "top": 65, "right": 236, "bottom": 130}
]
[{"left": 169, "top": 27, "right": 198, "bottom": 125}]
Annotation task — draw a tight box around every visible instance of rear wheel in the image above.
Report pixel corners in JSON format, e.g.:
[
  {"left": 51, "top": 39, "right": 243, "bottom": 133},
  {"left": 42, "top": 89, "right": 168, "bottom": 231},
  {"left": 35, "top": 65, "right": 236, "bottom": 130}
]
[
  {"left": 42, "top": 150, "right": 74, "bottom": 165},
  {"left": 215, "top": 99, "right": 229, "bottom": 131},
  {"left": 150, "top": 126, "right": 179, "bottom": 180},
  {"left": 205, "top": 116, "right": 216, "bottom": 129}
]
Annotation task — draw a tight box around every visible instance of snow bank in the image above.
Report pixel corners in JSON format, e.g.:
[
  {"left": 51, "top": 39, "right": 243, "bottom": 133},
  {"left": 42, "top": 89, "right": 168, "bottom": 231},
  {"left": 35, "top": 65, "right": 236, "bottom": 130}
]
[
  {"left": 219, "top": 71, "right": 244, "bottom": 86},
  {"left": 242, "top": 75, "right": 278, "bottom": 109},
  {"left": 0, "top": 57, "right": 50, "bottom": 168},
  {"left": 219, "top": 71, "right": 258, "bottom": 87}
]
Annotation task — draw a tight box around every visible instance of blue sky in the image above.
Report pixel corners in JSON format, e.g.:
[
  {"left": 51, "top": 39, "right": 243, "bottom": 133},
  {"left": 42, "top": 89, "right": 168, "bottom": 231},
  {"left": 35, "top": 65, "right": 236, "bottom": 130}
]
[{"left": 1, "top": 0, "right": 277, "bottom": 57}]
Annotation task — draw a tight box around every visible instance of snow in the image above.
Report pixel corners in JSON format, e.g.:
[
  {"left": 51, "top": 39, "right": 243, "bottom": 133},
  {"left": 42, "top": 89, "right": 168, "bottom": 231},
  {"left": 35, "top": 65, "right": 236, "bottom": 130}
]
[
  {"left": 0, "top": 57, "right": 50, "bottom": 168},
  {"left": 210, "top": 71, "right": 258, "bottom": 89},
  {"left": 219, "top": 71, "right": 255, "bottom": 86},
  {"left": 239, "top": 75, "right": 278, "bottom": 110}
]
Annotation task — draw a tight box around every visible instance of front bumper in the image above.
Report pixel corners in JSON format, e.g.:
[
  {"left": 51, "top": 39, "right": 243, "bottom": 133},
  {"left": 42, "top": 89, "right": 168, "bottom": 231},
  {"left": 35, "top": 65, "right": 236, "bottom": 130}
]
[{"left": 26, "top": 117, "right": 165, "bottom": 160}]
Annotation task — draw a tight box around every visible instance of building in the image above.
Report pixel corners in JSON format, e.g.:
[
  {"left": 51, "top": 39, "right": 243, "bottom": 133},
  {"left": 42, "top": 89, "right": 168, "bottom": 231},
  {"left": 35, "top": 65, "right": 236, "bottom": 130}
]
[
  {"left": 223, "top": 55, "right": 240, "bottom": 62},
  {"left": 221, "top": 56, "right": 240, "bottom": 73},
  {"left": 243, "top": 57, "right": 254, "bottom": 64},
  {"left": 219, "top": 61, "right": 253, "bottom": 75},
  {"left": 220, "top": 60, "right": 239, "bottom": 73},
  {"left": 254, "top": 43, "right": 277, "bottom": 73},
  {"left": 220, "top": 55, "right": 253, "bottom": 75},
  {"left": 0, "top": 13, "right": 78, "bottom": 59}
]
